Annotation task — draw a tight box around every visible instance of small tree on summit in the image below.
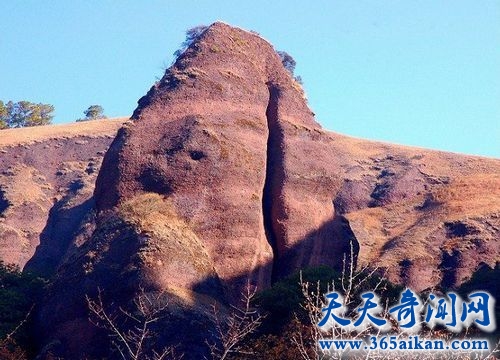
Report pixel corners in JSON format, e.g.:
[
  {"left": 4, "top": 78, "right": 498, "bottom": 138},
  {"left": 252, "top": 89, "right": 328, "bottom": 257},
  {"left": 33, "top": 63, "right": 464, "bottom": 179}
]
[
  {"left": 277, "top": 51, "right": 297, "bottom": 76},
  {"left": 277, "top": 51, "right": 304, "bottom": 89},
  {"left": 173, "top": 25, "right": 208, "bottom": 59},
  {"left": 83, "top": 105, "right": 106, "bottom": 120},
  {"left": 185, "top": 25, "right": 208, "bottom": 43}
]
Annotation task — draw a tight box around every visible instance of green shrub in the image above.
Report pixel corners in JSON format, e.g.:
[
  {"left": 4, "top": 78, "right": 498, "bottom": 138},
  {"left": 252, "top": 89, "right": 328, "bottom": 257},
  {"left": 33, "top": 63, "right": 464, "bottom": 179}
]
[{"left": 0, "top": 262, "right": 46, "bottom": 355}]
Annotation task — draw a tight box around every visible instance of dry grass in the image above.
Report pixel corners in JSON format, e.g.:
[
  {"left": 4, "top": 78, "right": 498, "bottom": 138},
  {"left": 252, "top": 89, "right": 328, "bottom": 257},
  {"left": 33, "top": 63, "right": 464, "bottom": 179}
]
[
  {"left": 0, "top": 117, "right": 128, "bottom": 148},
  {"left": 0, "top": 165, "right": 51, "bottom": 208},
  {"left": 118, "top": 193, "right": 179, "bottom": 226},
  {"left": 348, "top": 171, "right": 500, "bottom": 270},
  {"left": 117, "top": 193, "right": 216, "bottom": 288},
  {"left": 327, "top": 131, "right": 499, "bottom": 169},
  {"left": 235, "top": 118, "right": 264, "bottom": 130},
  {"left": 433, "top": 174, "right": 500, "bottom": 219}
]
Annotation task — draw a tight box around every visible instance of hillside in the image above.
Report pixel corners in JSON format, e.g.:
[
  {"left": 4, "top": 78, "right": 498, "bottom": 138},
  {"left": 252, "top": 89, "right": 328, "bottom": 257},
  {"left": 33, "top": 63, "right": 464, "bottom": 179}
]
[
  {"left": 0, "top": 118, "right": 127, "bottom": 272},
  {"left": 0, "top": 23, "right": 498, "bottom": 359},
  {"left": 0, "top": 117, "right": 127, "bottom": 147}
]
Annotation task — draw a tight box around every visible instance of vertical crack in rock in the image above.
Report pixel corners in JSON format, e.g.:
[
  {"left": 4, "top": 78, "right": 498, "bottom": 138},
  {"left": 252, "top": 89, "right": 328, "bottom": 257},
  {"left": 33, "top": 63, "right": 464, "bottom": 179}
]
[{"left": 262, "top": 84, "right": 285, "bottom": 283}]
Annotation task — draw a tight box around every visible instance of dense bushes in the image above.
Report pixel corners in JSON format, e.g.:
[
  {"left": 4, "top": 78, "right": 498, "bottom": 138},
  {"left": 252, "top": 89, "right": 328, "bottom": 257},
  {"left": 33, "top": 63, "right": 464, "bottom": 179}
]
[
  {"left": 226, "top": 265, "right": 403, "bottom": 359},
  {"left": 0, "top": 262, "right": 46, "bottom": 358},
  {"left": 256, "top": 266, "right": 402, "bottom": 333}
]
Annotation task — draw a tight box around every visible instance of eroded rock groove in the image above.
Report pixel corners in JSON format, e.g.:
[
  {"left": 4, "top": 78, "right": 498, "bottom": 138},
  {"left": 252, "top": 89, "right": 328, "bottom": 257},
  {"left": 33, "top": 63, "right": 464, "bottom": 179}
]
[{"left": 262, "top": 85, "right": 286, "bottom": 283}]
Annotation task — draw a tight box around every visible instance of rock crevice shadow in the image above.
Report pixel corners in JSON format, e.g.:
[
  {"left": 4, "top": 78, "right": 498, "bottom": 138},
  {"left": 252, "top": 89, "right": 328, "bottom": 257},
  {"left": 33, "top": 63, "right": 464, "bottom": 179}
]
[{"left": 25, "top": 196, "right": 95, "bottom": 277}]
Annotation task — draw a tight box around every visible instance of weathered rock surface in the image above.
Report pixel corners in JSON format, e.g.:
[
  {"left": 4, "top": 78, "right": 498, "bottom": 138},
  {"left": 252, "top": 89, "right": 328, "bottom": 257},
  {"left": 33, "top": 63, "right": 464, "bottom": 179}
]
[
  {"left": 93, "top": 22, "right": 350, "bottom": 299},
  {"left": 0, "top": 119, "right": 126, "bottom": 275},
  {"left": 0, "top": 22, "right": 498, "bottom": 359}
]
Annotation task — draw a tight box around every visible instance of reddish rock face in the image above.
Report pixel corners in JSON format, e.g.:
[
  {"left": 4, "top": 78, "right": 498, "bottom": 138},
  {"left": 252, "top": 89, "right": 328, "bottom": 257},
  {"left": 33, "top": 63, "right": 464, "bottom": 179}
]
[
  {"left": 21, "top": 22, "right": 498, "bottom": 359},
  {"left": 93, "top": 22, "right": 354, "bottom": 298}
]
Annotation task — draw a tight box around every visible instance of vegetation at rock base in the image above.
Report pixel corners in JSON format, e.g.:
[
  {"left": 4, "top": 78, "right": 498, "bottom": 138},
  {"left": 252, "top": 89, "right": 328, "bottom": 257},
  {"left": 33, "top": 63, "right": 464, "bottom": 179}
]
[
  {"left": 87, "top": 288, "right": 181, "bottom": 360},
  {"left": 0, "top": 259, "right": 498, "bottom": 359},
  {"left": 226, "top": 265, "right": 401, "bottom": 359},
  {"left": 232, "top": 265, "right": 500, "bottom": 359},
  {"left": 257, "top": 266, "right": 401, "bottom": 328},
  {"left": 0, "top": 100, "right": 54, "bottom": 129},
  {"left": 0, "top": 262, "right": 46, "bottom": 359}
]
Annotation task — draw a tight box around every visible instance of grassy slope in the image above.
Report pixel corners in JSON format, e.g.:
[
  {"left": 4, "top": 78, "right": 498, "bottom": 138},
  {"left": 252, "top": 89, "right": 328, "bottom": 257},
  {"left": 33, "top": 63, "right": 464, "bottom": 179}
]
[{"left": 0, "top": 117, "right": 128, "bottom": 148}]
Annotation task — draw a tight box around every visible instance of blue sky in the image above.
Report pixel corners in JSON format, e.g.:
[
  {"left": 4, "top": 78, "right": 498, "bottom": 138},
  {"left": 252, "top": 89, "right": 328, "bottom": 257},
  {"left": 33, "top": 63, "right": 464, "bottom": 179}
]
[{"left": 1, "top": 1, "right": 499, "bottom": 157}]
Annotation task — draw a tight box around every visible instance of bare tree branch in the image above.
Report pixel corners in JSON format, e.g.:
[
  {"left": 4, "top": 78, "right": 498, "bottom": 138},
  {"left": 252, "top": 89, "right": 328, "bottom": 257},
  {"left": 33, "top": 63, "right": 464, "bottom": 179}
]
[
  {"left": 206, "top": 282, "right": 265, "bottom": 360},
  {"left": 86, "top": 287, "right": 182, "bottom": 360}
]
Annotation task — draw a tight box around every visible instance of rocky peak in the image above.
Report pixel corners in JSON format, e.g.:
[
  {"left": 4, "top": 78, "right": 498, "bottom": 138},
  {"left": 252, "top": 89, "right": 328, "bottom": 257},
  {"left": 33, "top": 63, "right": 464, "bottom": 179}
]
[
  {"left": 95, "top": 22, "right": 318, "bottom": 210},
  {"left": 92, "top": 22, "right": 329, "bottom": 304},
  {"left": 131, "top": 22, "right": 316, "bottom": 126}
]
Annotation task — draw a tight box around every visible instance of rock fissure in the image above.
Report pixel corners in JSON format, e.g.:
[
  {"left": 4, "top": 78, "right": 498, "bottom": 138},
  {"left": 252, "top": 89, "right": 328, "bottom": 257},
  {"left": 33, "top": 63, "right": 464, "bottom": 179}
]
[{"left": 262, "top": 84, "right": 286, "bottom": 283}]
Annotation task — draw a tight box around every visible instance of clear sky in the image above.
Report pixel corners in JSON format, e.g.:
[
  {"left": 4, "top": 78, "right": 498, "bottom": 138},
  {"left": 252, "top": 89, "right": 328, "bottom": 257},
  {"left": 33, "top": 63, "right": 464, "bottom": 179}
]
[{"left": 1, "top": 1, "right": 499, "bottom": 157}]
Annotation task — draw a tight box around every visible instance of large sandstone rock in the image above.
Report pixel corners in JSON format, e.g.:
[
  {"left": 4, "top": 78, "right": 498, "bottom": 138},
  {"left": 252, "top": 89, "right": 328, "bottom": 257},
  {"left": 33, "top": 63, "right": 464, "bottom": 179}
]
[
  {"left": 93, "top": 22, "right": 356, "bottom": 299},
  {"left": 0, "top": 22, "right": 496, "bottom": 359}
]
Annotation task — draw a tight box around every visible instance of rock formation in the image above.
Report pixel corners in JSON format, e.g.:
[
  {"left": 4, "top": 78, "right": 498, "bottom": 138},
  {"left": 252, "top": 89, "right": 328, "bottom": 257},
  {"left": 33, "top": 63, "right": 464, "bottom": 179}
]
[{"left": 0, "top": 22, "right": 498, "bottom": 359}]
